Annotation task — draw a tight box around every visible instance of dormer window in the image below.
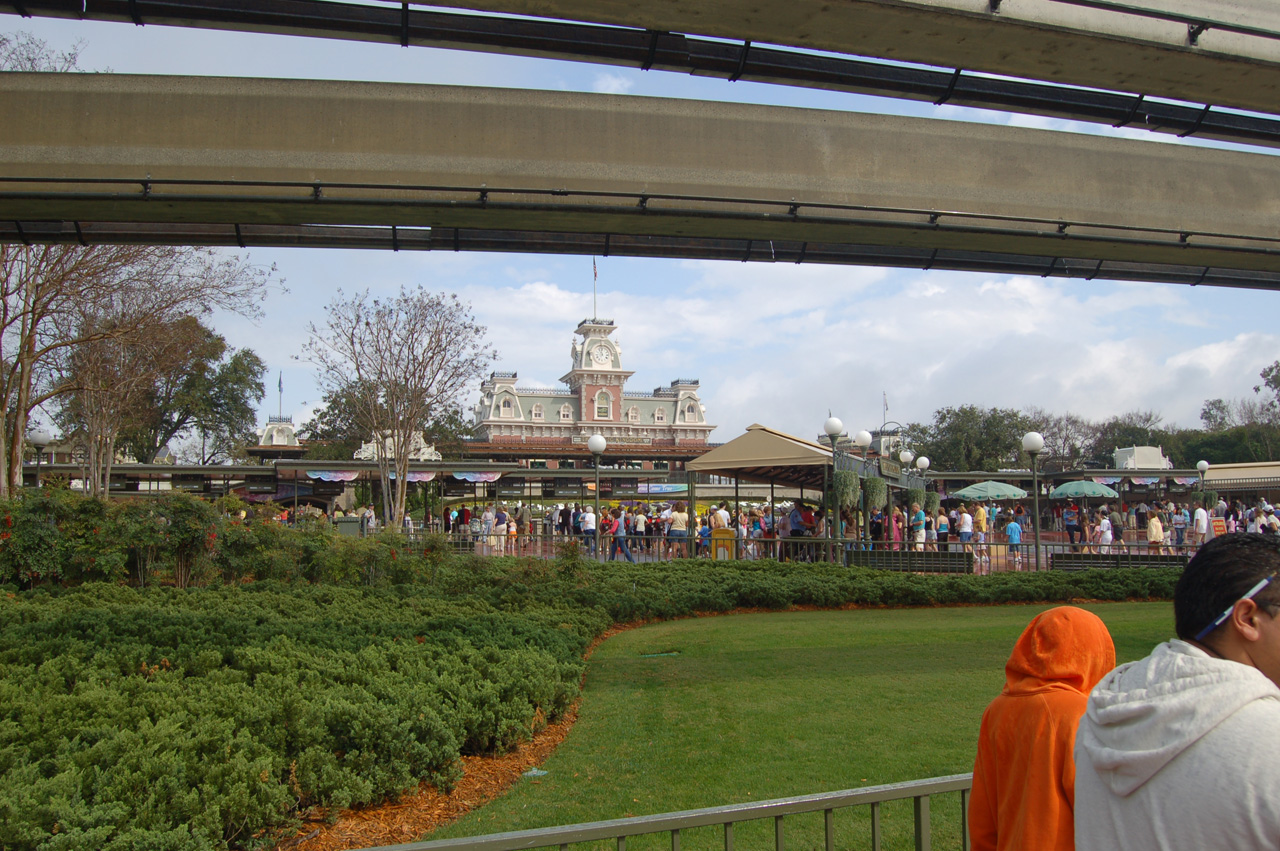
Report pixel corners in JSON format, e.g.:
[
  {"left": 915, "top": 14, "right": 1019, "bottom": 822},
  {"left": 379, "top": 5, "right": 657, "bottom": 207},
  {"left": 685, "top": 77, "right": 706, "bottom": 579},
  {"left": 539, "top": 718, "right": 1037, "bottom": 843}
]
[
  {"left": 560, "top": 404, "right": 573, "bottom": 422},
  {"left": 655, "top": 408, "right": 666, "bottom": 423},
  {"left": 500, "top": 398, "right": 514, "bottom": 418},
  {"left": 685, "top": 403, "right": 698, "bottom": 422},
  {"left": 627, "top": 406, "right": 639, "bottom": 423},
  {"left": 532, "top": 404, "right": 544, "bottom": 421}
]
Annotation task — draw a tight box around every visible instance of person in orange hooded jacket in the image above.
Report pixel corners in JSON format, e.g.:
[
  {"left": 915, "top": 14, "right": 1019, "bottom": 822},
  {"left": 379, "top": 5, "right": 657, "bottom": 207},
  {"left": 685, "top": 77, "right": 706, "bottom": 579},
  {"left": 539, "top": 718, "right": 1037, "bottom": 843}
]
[{"left": 968, "top": 606, "right": 1116, "bottom": 851}]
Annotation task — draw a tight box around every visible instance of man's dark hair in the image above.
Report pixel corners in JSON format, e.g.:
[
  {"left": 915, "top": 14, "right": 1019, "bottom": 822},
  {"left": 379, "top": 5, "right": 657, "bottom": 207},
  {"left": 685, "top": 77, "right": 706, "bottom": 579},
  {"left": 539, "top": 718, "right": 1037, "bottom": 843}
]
[{"left": 1175, "top": 533, "right": 1280, "bottom": 641}]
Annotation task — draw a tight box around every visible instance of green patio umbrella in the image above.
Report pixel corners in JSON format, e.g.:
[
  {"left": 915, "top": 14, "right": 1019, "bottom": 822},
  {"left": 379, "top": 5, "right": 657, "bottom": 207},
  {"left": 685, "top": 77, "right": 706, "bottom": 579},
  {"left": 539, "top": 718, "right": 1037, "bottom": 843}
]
[
  {"left": 1049, "top": 480, "right": 1120, "bottom": 500},
  {"left": 949, "top": 481, "right": 1028, "bottom": 501}
]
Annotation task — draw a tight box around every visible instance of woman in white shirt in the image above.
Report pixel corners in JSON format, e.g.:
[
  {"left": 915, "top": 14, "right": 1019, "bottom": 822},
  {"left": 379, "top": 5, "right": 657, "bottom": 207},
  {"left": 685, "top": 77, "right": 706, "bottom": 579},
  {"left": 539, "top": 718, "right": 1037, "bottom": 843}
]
[{"left": 1098, "top": 512, "right": 1113, "bottom": 550}]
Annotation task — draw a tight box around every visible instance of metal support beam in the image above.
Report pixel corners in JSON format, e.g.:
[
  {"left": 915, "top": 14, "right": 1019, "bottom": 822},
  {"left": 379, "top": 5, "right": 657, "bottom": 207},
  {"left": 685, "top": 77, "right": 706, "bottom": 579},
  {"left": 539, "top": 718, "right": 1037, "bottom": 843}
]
[
  {"left": 5, "top": 73, "right": 1280, "bottom": 286},
  {"left": 5, "top": 0, "right": 1280, "bottom": 147}
]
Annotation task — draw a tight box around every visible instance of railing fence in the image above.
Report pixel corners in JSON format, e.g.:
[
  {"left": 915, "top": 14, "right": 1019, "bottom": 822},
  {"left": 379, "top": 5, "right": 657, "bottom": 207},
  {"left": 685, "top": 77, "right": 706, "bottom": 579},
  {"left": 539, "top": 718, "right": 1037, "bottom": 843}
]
[{"left": 362, "top": 773, "right": 973, "bottom": 851}]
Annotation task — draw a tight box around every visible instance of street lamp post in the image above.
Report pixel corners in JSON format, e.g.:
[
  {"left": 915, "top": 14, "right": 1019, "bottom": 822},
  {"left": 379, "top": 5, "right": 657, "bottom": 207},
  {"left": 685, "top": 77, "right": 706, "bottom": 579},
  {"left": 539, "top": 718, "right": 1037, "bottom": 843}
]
[
  {"left": 824, "top": 416, "right": 844, "bottom": 557},
  {"left": 1022, "top": 431, "right": 1045, "bottom": 571},
  {"left": 898, "top": 449, "right": 914, "bottom": 546},
  {"left": 1196, "top": 459, "right": 1209, "bottom": 495},
  {"left": 587, "top": 433, "right": 607, "bottom": 559},
  {"left": 29, "top": 430, "right": 52, "bottom": 489}
]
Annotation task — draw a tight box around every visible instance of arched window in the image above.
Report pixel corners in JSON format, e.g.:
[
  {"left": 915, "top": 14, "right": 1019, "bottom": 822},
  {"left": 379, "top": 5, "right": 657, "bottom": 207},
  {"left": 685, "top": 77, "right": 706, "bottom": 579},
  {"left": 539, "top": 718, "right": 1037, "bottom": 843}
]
[
  {"left": 655, "top": 408, "right": 666, "bottom": 423},
  {"left": 685, "top": 403, "right": 698, "bottom": 422},
  {"left": 595, "top": 390, "right": 611, "bottom": 420},
  {"left": 560, "top": 404, "right": 573, "bottom": 422},
  {"left": 532, "top": 404, "right": 544, "bottom": 421},
  {"left": 500, "top": 398, "right": 514, "bottom": 418},
  {"left": 627, "top": 406, "right": 639, "bottom": 423}
]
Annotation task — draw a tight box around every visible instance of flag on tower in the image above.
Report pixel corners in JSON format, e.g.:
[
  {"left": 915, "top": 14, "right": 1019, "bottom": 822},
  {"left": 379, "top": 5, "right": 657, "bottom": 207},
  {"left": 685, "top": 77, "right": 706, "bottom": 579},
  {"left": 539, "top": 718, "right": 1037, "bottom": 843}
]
[
  {"left": 593, "top": 256, "right": 597, "bottom": 281},
  {"left": 278, "top": 371, "right": 283, "bottom": 394}
]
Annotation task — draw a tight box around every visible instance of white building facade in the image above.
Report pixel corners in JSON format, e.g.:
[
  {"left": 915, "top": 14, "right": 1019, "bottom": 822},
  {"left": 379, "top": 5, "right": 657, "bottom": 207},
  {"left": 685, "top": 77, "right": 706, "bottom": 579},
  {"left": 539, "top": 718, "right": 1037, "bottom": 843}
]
[{"left": 473, "top": 318, "right": 714, "bottom": 449}]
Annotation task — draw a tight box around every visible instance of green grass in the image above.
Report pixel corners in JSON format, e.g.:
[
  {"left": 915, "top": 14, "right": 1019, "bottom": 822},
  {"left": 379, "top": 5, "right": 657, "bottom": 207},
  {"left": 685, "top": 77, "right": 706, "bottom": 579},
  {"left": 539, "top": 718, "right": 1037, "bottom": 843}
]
[{"left": 429, "top": 602, "right": 1172, "bottom": 849}]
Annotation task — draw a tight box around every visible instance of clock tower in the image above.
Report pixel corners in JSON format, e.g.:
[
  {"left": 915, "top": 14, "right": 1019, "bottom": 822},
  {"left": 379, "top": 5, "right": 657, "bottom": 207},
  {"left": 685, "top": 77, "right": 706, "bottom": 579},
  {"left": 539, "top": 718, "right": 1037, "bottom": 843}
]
[{"left": 562, "top": 318, "right": 635, "bottom": 423}]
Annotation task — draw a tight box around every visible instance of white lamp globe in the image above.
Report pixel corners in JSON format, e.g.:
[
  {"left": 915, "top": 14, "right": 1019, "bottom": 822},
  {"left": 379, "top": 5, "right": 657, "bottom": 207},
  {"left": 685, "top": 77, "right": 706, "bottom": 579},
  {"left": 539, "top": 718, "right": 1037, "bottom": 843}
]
[
  {"left": 1196, "top": 459, "right": 1209, "bottom": 474},
  {"left": 916, "top": 456, "right": 930, "bottom": 472},
  {"left": 899, "top": 449, "right": 914, "bottom": 465},
  {"left": 824, "top": 416, "right": 844, "bottom": 439},
  {"left": 28, "top": 429, "right": 53, "bottom": 449},
  {"left": 1022, "top": 431, "right": 1045, "bottom": 454},
  {"left": 854, "top": 430, "right": 873, "bottom": 448},
  {"left": 587, "top": 434, "right": 607, "bottom": 455}
]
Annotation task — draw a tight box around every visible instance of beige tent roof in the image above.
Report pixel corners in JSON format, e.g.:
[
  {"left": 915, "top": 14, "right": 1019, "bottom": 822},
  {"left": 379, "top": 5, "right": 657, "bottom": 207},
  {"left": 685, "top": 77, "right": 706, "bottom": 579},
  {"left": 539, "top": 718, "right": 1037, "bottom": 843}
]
[{"left": 687, "top": 423, "right": 833, "bottom": 490}]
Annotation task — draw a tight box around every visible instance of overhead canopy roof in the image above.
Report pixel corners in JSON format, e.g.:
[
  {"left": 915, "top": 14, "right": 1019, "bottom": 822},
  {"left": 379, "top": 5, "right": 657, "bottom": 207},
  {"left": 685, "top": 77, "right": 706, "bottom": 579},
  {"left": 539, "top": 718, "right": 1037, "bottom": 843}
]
[{"left": 686, "top": 423, "right": 833, "bottom": 490}]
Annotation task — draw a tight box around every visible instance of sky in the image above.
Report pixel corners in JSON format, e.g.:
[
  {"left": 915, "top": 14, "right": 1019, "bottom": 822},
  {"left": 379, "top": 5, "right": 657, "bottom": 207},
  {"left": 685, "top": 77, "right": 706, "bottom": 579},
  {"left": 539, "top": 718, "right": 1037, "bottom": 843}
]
[{"left": 8, "top": 12, "right": 1280, "bottom": 447}]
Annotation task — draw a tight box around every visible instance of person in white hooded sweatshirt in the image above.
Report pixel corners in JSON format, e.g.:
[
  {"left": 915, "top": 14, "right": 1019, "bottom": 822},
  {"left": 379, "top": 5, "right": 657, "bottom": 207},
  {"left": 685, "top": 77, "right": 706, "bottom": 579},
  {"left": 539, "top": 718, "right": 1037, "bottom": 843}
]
[{"left": 1075, "top": 533, "right": 1280, "bottom": 850}]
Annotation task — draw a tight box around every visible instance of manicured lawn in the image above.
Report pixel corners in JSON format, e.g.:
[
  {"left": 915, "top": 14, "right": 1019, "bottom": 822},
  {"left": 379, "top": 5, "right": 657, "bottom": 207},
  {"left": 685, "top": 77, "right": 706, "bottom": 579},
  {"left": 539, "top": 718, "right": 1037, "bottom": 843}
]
[{"left": 429, "top": 602, "right": 1172, "bottom": 848}]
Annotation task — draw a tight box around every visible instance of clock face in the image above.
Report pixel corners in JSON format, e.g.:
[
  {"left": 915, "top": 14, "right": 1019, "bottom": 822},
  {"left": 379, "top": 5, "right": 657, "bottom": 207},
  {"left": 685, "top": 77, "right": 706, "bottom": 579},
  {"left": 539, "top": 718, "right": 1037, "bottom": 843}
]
[{"left": 591, "top": 345, "right": 611, "bottom": 365}]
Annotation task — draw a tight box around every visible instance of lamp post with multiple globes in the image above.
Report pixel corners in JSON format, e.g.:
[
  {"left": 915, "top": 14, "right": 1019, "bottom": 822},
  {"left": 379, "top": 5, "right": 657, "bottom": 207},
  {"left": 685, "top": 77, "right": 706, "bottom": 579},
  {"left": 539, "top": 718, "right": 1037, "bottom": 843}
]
[{"left": 854, "top": 430, "right": 873, "bottom": 544}]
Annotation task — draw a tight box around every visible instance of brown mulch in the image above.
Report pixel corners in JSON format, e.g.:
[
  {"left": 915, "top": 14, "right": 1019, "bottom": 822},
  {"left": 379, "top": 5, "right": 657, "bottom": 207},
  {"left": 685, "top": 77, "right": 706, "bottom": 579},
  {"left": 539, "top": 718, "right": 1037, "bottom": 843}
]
[{"left": 272, "top": 622, "right": 640, "bottom": 851}]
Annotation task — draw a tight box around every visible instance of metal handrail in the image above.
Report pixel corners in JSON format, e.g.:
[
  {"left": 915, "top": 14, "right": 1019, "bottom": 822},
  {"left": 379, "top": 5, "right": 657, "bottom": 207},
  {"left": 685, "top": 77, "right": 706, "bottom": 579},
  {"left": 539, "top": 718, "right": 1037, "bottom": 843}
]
[{"left": 366, "top": 773, "right": 973, "bottom": 851}]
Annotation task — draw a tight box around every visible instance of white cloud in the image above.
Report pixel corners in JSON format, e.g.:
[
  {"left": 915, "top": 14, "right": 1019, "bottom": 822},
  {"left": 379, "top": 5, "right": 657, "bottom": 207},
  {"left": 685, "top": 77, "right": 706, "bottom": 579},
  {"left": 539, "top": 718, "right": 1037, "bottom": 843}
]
[{"left": 592, "top": 72, "right": 635, "bottom": 95}]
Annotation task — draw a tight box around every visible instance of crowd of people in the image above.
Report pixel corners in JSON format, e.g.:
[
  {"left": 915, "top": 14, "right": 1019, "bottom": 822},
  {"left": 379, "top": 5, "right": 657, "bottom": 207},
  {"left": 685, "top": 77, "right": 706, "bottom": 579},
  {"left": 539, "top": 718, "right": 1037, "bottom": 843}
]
[
  {"left": 969, "top": 532, "right": 1280, "bottom": 850},
  {"left": 326, "top": 493, "right": 1280, "bottom": 573}
]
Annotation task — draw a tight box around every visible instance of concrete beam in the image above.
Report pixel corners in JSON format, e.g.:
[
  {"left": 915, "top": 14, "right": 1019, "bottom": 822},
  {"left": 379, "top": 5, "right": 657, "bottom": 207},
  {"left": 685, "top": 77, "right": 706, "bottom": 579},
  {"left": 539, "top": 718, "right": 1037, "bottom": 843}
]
[
  {"left": 2, "top": 72, "right": 1280, "bottom": 277},
  {"left": 437, "top": 0, "right": 1280, "bottom": 116}
]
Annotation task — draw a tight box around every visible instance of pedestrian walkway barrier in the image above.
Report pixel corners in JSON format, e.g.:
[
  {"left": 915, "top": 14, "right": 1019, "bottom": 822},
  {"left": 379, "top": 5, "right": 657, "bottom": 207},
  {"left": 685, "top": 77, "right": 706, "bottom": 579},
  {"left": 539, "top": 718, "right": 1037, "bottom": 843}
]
[
  {"left": 853, "top": 550, "right": 975, "bottom": 574},
  {"left": 369, "top": 773, "right": 974, "bottom": 851},
  {"left": 385, "top": 527, "right": 1202, "bottom": 573},
  {"left": 1048, "top": 552, "right": 1189, "bottom": 571}
]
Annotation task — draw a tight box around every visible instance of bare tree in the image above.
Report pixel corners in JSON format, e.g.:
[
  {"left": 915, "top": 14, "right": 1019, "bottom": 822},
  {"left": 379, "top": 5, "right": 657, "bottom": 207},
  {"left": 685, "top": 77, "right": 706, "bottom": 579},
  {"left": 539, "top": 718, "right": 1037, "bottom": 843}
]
[
  {"left": 54, "top": 314, "right": 210, "bottom": 496},
  {"left": 1, "top": 30, "right": 82, "bottom": 73},
  {"left": 1, "top": 245, "right": 271, "bottom": 496},
  {"left": 303, "top": 287, "right": 494, "bottom": 526},
  {"left": 1022, "top": 406, "right": 1095, "bottom": 471}
]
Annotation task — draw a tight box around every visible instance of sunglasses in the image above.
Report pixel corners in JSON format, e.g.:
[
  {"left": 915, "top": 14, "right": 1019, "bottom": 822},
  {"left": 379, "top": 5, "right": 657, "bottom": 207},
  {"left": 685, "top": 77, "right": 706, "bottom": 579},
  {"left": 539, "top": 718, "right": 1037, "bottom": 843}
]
[{"left": 1194, "top": 576, "right": 1277, "bottom": 642}]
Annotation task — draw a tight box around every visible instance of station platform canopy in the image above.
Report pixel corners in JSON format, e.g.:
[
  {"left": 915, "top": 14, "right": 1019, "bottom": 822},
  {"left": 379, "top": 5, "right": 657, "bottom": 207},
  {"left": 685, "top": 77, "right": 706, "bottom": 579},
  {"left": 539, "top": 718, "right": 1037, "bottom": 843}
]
[{"left": 687, "top": 423, "right": 834, "bottom": 490}]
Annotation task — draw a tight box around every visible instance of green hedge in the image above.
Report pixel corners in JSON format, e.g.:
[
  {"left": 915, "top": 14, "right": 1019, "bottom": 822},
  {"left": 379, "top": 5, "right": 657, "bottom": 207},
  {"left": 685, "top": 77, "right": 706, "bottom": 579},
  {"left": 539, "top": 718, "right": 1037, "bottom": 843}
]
[
  {"left": 0, "top": 583, "right": 599, "bottom": 851},
  {"left": 0, "top": 490, "right": 1181, "bottom": 851}
]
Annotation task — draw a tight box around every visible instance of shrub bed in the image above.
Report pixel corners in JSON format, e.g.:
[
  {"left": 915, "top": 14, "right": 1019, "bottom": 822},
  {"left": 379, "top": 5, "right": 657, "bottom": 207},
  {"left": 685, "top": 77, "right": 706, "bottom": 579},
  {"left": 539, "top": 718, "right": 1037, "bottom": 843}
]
[
  {"left": 0, "top": 584, "right": 599, "bottom": 851},
  {"left": 0, "top": 491, "right": 1180, "bottom": 850}
]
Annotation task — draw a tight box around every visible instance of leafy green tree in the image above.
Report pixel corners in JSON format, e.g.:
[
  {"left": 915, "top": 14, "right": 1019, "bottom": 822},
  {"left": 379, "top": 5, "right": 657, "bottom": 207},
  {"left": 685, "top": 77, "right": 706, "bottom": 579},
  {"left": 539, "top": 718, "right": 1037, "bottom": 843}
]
[
  {"left": 1169, "top": 423, "right": 1280, "bottom": 466},
  {"left": 118, "top": 319, "right": 266, "bottom": 465},
  {"left": 907, "top": 405, "right": 1033, "bottom": 472},
  {"left": 298, "top": 385, "right": 368, "bottom": 460},
  {"left": 1085, "top": 410, "right": 1168, "bottom": 466},
  {"left": 1200, "top": 398, "right": 1233, "bottom": 432}
]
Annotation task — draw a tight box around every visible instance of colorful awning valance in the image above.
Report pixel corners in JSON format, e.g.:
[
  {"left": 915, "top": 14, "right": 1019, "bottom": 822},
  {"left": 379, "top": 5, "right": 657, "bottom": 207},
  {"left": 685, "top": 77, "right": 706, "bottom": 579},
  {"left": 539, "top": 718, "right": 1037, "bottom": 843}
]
[
  {"left": 453, "top": 472, "right": 502, "bottom": 483},
  {"left": 307, "top": 470, "right": 361, "bottom": 482}
]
